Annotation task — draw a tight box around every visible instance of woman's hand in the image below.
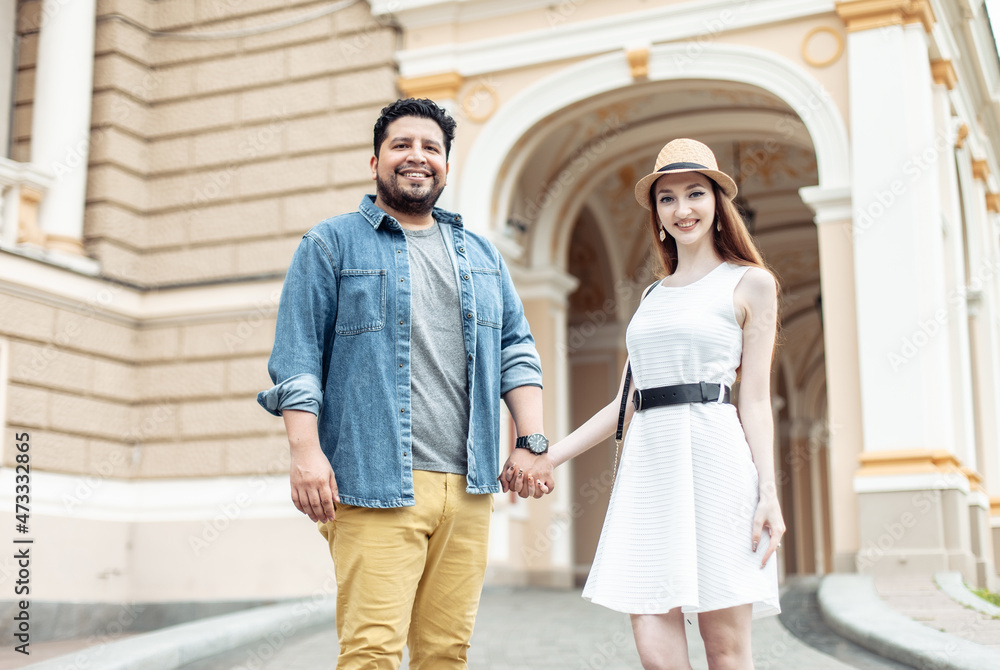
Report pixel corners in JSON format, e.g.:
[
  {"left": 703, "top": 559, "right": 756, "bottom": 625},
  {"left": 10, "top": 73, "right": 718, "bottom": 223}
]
[
  {"left": 752, "top": 488, "right": 785, "bottom": 568},
  {"left": 498, "top": 451, "right": 553, "bottom": 498}
]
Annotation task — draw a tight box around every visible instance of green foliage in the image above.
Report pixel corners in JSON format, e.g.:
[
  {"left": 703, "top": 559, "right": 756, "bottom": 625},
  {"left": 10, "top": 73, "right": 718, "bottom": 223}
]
[{"left": 971, "top": 587, "right": 1000, "bottom": 608}]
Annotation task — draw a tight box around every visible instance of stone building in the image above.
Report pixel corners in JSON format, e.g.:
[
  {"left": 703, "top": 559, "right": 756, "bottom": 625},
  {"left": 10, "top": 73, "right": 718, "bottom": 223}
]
[{"left": 2, "top": 0, "right": 1000, "bottom": 605}]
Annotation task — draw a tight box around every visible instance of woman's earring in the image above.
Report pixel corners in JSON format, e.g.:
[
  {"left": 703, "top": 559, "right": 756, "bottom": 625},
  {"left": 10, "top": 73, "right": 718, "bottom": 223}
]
[
  {"left": 716, "top": 221, "right": 721, "bottom": 232},
  {"left": 659, "top": 227, "right": 666, "bottom": 242}
]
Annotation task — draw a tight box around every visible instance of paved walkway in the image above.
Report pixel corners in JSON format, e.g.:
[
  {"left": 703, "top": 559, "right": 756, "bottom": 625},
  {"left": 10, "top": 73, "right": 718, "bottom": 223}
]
[
  {"left": 180, "top": 585, "right": 874, "bottom": 669},
  {"left": 875, "top": 575, "right": 1000, "bottom": 652},
  {"left": 20, "top": 574, "right": 1000, "bottom": 669}
]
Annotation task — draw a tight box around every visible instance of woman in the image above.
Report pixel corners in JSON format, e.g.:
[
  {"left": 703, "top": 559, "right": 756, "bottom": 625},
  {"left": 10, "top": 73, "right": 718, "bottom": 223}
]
[{"left": 506, "top": 138, "right": 784, "bottom": 669}]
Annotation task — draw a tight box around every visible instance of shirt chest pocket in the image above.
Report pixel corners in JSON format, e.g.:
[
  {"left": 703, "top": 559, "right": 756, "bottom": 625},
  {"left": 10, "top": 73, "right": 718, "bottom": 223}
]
[
  {"left": 471, "top": 268, "right": 502, "bottom": 328},
  {"left": 336, "top": 269, "right": 387, "bottom": 335}
]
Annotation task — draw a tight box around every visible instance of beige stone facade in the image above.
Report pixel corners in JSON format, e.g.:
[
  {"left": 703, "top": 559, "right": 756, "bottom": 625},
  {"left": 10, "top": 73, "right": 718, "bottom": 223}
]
[{"left": 3, "top": 0, "right": 1000, "bottom": 604}]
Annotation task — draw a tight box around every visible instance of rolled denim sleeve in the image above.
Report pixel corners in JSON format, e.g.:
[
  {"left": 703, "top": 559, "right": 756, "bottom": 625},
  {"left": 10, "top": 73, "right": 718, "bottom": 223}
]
[
  {"left": 497, "top": 253, "right": 543, "bottom": 395},
  {"left": 257, "top": 232, "right": 338, "bottom": 416}
]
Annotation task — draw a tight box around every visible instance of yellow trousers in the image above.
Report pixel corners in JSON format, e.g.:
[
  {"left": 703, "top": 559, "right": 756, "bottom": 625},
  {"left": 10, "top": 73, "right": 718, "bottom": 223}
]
[{"left": 319, "top": 470, "right": 493, "bottom": 670}]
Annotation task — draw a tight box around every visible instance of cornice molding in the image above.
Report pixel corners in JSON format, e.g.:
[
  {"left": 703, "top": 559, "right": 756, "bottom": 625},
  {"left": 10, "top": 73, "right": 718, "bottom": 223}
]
[
  {"left": 370, "top": 0, "right": 559, "bottom": 30},
  {"left": 392, "top": 0, "right": 838, "bottom": 78},
  {"left": 834, "top": 0, "right": 935, "bottom": 33},
  {"left": 0, "top": 470, "right": 296, "bottom": 522},
  {"left": 0, "top": 250, "right": 283, "bottom": 327},
  {"left": 855, "top": 448, "right": 970, "bottom": 480}
]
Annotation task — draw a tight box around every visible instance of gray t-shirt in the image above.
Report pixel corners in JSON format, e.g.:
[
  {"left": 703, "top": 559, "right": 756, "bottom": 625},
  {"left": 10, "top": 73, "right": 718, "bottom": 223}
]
[{"left": 402, "top": 225, "right": 470, "bottom": 475}]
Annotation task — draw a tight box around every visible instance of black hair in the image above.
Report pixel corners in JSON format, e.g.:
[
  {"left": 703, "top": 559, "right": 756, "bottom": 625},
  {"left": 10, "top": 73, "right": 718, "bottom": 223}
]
[{"left": 373, "top": 98, "right": 457, "bottom": 159}]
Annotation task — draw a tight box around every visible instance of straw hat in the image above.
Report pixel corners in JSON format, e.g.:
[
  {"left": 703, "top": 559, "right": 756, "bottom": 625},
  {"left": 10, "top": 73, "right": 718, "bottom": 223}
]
[{"left": 633, "top": 138, "right": 738, "bottom": 210}]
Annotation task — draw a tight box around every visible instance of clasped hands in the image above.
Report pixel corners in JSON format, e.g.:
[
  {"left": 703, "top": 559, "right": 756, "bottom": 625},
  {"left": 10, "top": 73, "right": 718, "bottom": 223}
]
[{"left": 498, "top": 448, "right": 555, "bottom": 499}]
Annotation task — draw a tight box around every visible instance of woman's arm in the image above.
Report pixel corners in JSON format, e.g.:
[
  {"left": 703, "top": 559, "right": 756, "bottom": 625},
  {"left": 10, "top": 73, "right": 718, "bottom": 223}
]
[
  {"left": 507, "top": 281, "right": 656, "bottom": 494},
  {"left": 507, "top": 359, "right": 635, "bottom": 494},
  {"left": 735, "top": 266, "right": 785, "bottom": 568}
]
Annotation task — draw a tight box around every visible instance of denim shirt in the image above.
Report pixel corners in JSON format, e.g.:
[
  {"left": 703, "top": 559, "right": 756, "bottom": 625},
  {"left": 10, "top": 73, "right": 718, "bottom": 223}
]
[{"left": 258, "top": 195, "right": 543, "bottom": 508}]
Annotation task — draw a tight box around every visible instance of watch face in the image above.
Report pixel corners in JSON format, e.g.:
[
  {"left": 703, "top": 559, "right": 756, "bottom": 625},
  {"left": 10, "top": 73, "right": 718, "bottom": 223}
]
[{"left": 527, "top": 434, "right": 549, "bottom": 454}]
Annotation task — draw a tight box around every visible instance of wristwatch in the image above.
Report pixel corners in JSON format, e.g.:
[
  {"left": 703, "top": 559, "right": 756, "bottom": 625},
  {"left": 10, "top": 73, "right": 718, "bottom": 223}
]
[{"left": 515, "top": 433, "right": 549, "bottom": 455}]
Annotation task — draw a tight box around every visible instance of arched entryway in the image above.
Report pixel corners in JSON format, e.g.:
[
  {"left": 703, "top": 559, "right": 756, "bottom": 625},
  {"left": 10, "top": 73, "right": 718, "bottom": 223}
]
[{"left": 463, "top": 43, "right": 853, "bottom": 581}]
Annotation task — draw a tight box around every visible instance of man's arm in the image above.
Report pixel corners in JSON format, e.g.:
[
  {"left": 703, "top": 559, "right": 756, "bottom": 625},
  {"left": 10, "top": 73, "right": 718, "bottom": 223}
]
[
  {"left": 283, "top": 409, "right": 339, "bottom": 523},
  {"left": 258, "top": 232, "right": 340, "bottom": 521},
  {"left": 500, "top": 385, "right": 551, "bottom": 498}
]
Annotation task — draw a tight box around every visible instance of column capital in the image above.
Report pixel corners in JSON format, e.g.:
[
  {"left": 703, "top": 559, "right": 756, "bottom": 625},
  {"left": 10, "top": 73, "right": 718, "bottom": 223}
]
[
  {"left": 834, "top": 0, "right": 935, "bottom": 33},
  {"left": 854, "top": 448, "right": 972, "bottom": 493},
  {"left": 799, "top": 184, "right": 852, "bottom": 224},
  {"left": 857, "top": 448, "right": 962, "bottom": 475},
  {"left": 930, "top": 59, "right": 957, "bottom": 90},
  {"left": 508, "top": 265, "right": 580, "bottom": 304},
  {"left": 397, "top": 72, "right": 463, "bottom": 101}
]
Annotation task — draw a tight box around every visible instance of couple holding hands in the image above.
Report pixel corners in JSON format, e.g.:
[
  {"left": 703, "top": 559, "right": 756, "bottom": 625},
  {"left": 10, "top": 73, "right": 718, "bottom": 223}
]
[{"left": 260, "top": 98, "right": 783, "bottom": 670}]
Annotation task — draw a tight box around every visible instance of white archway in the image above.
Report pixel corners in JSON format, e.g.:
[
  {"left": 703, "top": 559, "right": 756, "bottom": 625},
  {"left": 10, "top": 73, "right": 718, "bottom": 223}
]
[{"left": 458, "top": 42, "right": 850, "bottom": 254}]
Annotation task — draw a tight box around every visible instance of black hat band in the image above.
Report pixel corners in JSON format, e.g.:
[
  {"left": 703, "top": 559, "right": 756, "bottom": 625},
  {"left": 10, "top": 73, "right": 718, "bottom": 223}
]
[{"left": 657, "top": 161, "right": 710, "bottom": 173}]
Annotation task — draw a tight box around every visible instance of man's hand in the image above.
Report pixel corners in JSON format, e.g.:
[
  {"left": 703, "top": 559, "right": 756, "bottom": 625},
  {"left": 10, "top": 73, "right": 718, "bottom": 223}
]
[
  {"left": 499, "top": 449, "right": 554, "bottom": 498},
  {"left": 290, "top": 443, "right": 339, "bottom": 523}
]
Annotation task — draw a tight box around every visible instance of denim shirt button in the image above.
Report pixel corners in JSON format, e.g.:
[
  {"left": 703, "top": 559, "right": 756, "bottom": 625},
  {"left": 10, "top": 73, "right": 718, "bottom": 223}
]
[
  {"left": 400, "top": 278, "right": 404, "bottom": 282},
  {"left": 468, "top": 354, "right": 473, "bottom": 361},
  {"left": 458, "top": 246, "right": 465, "bottom": 253},
  {"left": 464, "top": 274, "right": 470, "bottom": 280},
  {"left": 466, "top": 313, "right": 473, "bottom": 319}
]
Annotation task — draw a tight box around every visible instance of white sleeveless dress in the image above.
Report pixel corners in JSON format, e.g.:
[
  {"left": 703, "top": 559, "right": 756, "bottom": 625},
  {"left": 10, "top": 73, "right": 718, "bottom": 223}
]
[{"left": 582, "top": 262, "right": 780, "bottom": 618}]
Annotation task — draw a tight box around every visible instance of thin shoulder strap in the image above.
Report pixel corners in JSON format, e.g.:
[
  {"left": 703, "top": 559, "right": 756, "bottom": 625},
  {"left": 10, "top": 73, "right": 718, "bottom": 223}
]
[{"left": 614, "top": 280, "right": 659, "bottom": 443}]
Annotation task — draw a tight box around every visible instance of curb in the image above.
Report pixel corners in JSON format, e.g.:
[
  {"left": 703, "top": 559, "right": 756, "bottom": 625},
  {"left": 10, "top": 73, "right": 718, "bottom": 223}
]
[
  {"left": 21, "top": 597, "right": 335, "bottom": 670},
  {"left": 934, "top": 572, "right": 1000, "bottom": 619},
  {"left": 817, "top": 574, "right": 1000, "bottom": 670}
]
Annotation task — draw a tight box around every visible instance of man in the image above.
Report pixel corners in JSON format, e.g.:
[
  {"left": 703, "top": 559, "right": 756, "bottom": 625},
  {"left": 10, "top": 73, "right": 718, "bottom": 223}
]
[{"left": 258, "top": 98, "right": 554, "bottom": 669}]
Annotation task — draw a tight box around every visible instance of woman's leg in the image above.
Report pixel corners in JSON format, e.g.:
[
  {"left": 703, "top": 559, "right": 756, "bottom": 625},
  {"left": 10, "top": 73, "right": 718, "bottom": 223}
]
[
  {"left": 630, "top": 608, "right": 692, "bottom": 670},
  {"left": 698, "top": 604, "right": 754, "bottom": 670}
]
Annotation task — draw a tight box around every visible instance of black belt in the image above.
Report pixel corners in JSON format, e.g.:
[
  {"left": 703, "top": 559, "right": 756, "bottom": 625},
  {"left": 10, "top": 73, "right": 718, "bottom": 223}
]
[{"left": 632, "top": 382, "right": 731, "bottom": 411}]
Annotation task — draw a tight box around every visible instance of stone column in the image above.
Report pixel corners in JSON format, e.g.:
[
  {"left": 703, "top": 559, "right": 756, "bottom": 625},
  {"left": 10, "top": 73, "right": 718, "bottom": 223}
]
[
  {"left": 836, "top": 1, "right": 979, "bottom": 582},
  {"left": 800, "top": 184, "right": 863, "bottom": 572},
  {"left": 30, "top": 0, "right": 97, "bottom": 255},
  {"left": 0, "top": 0, "right": 16, "bottom": 157},
  {"left": 506, "top": 265, "right": 578, "bottom": 587},
  {"left": 957, "top": 144, "right": 1000, "bottom": 582}
]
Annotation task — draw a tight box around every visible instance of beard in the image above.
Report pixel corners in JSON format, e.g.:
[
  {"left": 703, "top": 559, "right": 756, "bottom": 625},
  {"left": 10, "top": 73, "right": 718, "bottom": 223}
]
[{"left": 375, "top": 167, "right": 446, "bottom": 218}]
